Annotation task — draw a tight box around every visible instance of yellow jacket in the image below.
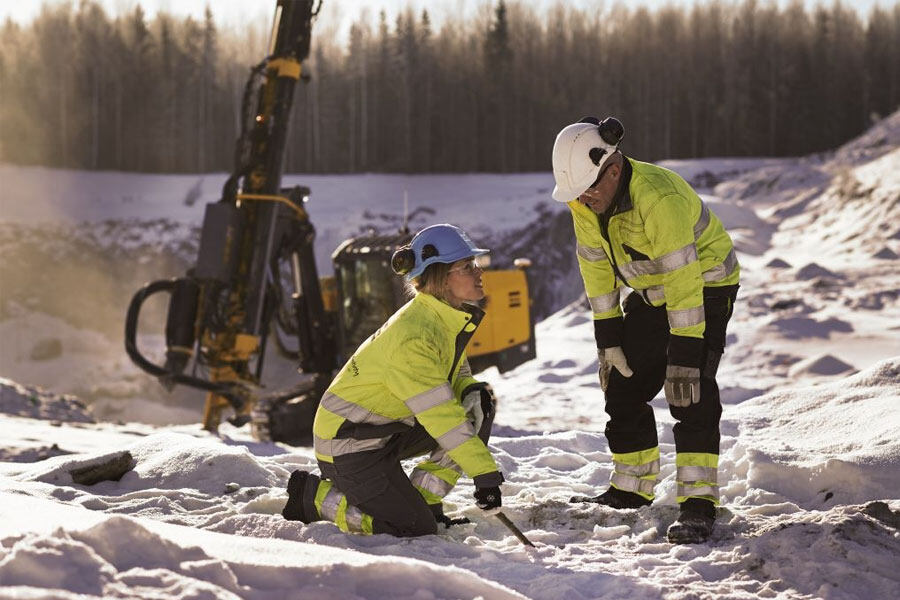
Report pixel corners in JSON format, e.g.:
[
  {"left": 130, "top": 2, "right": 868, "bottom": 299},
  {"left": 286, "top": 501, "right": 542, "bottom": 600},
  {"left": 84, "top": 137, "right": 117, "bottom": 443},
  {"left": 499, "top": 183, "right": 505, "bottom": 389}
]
[
  {"left": 570, "top": 157, "right": 739, "bottom": 366},
  {"left": 313, "top": 292, "right": 501, "bottom": 486}
]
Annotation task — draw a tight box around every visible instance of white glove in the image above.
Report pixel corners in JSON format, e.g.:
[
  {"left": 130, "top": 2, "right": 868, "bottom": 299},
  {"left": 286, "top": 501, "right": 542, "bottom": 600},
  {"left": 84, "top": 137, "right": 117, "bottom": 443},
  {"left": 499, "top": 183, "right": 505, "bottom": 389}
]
[
  {"left": 598, "top": 346, "right": 633, "bottom": 391},
  {"left": 462, "top": 390, "right": 486, "bottom": 433},
  {"left": 664, "top": 365, "right": 701, "bottom": 407}
]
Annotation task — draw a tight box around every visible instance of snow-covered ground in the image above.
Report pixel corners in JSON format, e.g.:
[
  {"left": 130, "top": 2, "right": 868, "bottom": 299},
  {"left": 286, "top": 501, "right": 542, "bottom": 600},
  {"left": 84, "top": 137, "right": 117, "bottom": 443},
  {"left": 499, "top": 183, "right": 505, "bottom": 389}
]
[{"left": 0, "top": 111, "right": 898, "bottom": 599}]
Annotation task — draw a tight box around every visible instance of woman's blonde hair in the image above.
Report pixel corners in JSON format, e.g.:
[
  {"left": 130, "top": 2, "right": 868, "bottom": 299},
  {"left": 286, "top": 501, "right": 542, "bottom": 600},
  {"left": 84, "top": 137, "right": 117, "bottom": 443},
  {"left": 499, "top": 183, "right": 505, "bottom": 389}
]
[{"left": 405, "top": 261, "right": 452, "bottom": 301}]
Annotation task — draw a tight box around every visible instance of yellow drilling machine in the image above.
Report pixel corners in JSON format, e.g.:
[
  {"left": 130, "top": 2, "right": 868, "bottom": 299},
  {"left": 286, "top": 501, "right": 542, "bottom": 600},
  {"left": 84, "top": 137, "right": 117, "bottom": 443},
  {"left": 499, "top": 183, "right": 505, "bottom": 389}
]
[{"left": 124, "top": 0, "right": 536, "bottom": 445}]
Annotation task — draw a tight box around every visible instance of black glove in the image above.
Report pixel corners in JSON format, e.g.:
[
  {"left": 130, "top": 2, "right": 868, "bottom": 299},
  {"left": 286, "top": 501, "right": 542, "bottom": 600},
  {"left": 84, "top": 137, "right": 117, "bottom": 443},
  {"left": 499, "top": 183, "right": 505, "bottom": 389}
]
[
  {"left": 436, "top": 513, "right": 472, "bottom": 528},
  {"left": 474, "top": 486, "right": 502, "bottom": 510},
  {"left": 429, "top": 503, "right": 471, "bottom": 528}
]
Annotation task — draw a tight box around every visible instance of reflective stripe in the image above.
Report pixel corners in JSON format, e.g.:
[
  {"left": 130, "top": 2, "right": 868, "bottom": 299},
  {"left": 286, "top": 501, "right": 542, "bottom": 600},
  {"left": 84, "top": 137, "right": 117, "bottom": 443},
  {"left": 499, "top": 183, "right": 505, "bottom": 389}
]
[
  {"left": 611, "top": 472, "right": 656, "bottom": 495},
  {"left": 405, "top": 383, "right": 454, "bottom": 414},
  {"left": 577, "top": 242, "right": 608, "bottom": 262},
  {"left": 319, "top": 483, "right": 370, "bottom": 534},
  {"left": 320, "top": 391, "right": 395, "bottom": 425},
  {"left": 657, "top": 243, "right": 699, "bottom": 272},
  {"left": 344, "top": 505, "right": 367, "bottom": 533},
  {"left": 645, "top": 285, "right": 666, "bottom": 304},
  {"left": 677, "top": 483, "right": 719, "bottom": 499},
  {"left": 693, "top": 200, "right": 711, "bottom": 239},
  {"left": 436, "top": 421, "right": 476, "bottom": 452},
  {"left": 314, "top": 435, "right": 391, "bottom": 458},
  {"left": 677, "top": 465, "right": 718, "bottom": 484},
  {"left": 458, "top": 359, "right": 472, "bottom": 379},
  {"left": 588, "top": 290, "right": 620, "bottom": 314},
  {"left": 411, "top": 470, "right": 455, "bottom": 497},
  {"left": 703, "top": 248, "right": 739, "bottom": 283},
  {"left": 319, "top": 486, "right": 343, "bottom": 522},
  {"left": 613, "top": 459, "right": 660, "bottom": 477},
  {"left": 619, "top": 243, "right": 698, "bottom": 280},
  {"left": 667, "top": 305, "right": 705, "bottom": 329}
]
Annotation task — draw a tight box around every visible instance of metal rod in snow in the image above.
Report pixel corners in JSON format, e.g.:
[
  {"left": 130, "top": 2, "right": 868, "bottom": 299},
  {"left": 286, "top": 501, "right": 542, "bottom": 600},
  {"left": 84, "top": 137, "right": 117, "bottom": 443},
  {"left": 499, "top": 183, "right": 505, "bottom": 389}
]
[{"left": 494, "top": 511, "right": 535, "bottom": 547}]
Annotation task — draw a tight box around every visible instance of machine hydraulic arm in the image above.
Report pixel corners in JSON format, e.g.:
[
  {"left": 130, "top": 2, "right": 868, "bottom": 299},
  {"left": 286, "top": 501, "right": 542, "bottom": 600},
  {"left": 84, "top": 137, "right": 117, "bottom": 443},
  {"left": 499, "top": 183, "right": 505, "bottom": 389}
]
[{"left": 124, "top": 0, "right": 331, "bottom": 432}]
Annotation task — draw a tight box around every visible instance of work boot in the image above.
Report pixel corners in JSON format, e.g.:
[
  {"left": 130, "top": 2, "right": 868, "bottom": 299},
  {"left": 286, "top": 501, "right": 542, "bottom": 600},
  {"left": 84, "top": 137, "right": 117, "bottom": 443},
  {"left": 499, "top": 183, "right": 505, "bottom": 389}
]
[
  {"left": 667, "top": 498, "right": 716, "bottom": 544},
  {"left": 570, "top": 487, "right": 652, "bottom": 509},
  {"left": 282, "top": 470, "right": 321, "bottom": 523}
]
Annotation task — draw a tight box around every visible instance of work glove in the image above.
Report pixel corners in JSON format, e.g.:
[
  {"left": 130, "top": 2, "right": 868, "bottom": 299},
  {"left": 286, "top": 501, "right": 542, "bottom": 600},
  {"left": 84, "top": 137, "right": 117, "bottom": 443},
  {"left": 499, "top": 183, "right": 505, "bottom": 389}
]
[
  {"left": 664, "top": 365, "right": 701, "bottom": 407},
  {"left": 598, "top": 346, "right": 633, "bottom": 391},
  {"left": 474, "top": 486, "right": 502, "bottom": 510},
  {"left": 436, "top": 513, "right": 472, "bottom": 528},
  {"left": 461, "top": 386, "right": 494, "bottom": 434},
  {"left": 429, "top": 503, "right": 472, "bottom": 528}
]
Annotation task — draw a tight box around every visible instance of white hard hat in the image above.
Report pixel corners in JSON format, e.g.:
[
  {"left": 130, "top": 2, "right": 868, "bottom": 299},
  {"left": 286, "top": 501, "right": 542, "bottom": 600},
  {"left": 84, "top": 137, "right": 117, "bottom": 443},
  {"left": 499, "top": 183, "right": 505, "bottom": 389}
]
[{"left": 551, "top": 117, "right": 623, "bottom": 202}]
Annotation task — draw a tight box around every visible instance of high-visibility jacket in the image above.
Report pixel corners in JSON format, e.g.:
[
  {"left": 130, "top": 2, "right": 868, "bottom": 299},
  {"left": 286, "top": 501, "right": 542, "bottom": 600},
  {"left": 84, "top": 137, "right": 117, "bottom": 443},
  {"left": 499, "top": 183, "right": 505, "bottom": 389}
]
[
  {"left": 570, "top": 157, "right": 740, "bottom": 367},
  {"left": 312, "top": 292, "right": 502, "bottom": 487}
]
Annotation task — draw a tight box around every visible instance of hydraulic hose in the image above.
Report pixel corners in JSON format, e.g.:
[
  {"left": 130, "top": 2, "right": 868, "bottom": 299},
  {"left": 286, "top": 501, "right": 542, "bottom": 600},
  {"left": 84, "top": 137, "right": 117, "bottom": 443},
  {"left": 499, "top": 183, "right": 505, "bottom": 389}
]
[{"left": 124, "top": 279, "right": 246, "bottom": 410}]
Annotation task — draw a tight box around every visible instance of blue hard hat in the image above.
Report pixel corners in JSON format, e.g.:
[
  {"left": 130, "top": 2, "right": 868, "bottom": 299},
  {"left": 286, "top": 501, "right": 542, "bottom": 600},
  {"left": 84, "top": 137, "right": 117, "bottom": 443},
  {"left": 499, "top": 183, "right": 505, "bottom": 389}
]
[{"left": 405, "top": 224, "right": 488, "bottom": 279}]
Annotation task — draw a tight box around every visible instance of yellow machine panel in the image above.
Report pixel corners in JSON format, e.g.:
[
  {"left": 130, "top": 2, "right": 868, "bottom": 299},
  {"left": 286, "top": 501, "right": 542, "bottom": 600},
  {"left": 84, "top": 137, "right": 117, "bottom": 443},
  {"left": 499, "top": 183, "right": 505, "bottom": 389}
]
[{"left": 468, "top": 269, "right": 531, "bottom": 358}]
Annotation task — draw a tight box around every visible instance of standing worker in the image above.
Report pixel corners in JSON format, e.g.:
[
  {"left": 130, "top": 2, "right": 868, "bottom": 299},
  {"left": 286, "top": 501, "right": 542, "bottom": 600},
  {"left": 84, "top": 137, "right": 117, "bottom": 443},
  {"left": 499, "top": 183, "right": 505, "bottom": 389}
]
[
  {"left": 551, "top": 117, "right": 740, "bottom": 544},
  {"left": 282, "top": 224, "right": 504, "bottom": 537}
]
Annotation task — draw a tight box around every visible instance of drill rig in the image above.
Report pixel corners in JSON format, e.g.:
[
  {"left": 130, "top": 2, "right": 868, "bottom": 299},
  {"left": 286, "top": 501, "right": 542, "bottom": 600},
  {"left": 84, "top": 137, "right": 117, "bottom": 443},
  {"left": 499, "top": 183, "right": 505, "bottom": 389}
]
[{"left": 125, "top": 0, "right": 536, "bottom": 445}]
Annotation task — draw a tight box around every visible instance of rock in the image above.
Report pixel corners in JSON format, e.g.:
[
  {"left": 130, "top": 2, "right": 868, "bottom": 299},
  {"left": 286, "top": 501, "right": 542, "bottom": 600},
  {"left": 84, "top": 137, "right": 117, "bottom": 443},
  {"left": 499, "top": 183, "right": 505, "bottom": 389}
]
[
  {"left": 766, "top": 257, "right": 792, "bottom": 268},
  {"left": 873, "top": 246, "right": 897, "bottom": 259},
  {"left": 69, "top": 451, "right": 134, "bottom": 485}
]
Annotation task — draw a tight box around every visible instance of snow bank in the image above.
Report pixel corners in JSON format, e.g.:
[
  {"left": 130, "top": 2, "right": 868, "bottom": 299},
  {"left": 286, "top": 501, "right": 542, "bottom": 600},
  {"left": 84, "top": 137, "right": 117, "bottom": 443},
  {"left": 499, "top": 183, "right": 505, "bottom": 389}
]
[
  {"left": 728, "top": 357, "right": 900, "bottom": 507},
  {"left": 0, "top": 492, "right": 527, "bottom": 600}
]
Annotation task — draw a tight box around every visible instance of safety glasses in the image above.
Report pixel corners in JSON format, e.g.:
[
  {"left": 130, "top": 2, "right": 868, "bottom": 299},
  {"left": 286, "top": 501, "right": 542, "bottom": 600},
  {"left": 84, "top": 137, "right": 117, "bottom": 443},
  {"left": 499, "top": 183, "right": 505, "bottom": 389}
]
[{"left": 448, "top": 260, "right": 483, "bottom": 276}]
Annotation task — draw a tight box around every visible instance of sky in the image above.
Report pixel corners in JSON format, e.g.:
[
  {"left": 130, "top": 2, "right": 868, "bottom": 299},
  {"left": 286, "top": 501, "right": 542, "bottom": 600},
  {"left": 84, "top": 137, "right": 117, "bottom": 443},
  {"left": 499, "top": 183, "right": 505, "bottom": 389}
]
[
  {"left": 1, "top": 0, "right": 894, "bottom": 42},
  {"left": 0, "top": 108, "right": 899, "bottom": 596}
]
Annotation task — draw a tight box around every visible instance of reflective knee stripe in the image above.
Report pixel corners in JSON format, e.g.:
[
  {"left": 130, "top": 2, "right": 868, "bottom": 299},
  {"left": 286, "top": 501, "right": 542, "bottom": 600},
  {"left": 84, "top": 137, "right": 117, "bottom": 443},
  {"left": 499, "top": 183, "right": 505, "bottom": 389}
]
[
  {"left": 314, "top": 435, "right": 392, "bottom": 462},
  {"left": 678, "top": 465, "right": 717, "bottom": 483},
  {"left": 589, "top": 289, "right": 621, "bottom": 314},
  {"left": 612, "top": 447, "right": 661, "bottom": 471},
  {"left": 611, "top": 472, "right": 656, "bottom": 496},
  {"left": 667, "top": 305, "right": 705, "bottom": 329},
  {"left": 613, "top": 458, "right": 660, "bottom": 477},
  {"left": 676, "top": 453, "right": 719, "bottom": 503},
  {"left": 316, "top": 480, "right": 374, "bottom": 534},
  {"left": 404, "top": 383, "right": 454, "bottom": 414},
  {"left": 317, "top": 480, "right": 342, "bottom": 522},
  {"left": 411, "top": 469, "right": 456, "bottom": 499},
  {"left": 703, "top": 248, "right": 738, "bottom": 283},
  {"left": 411, "top": 450, "right": 463, "bottom": 500},
  {"left": 677, "top": 483, "right": 719, "bottom": 500},
  {"left": 611, "top": 447, "right": 661, "bottom": 499},
  {"left": 577, "top": 242, "right": 608, "bottom": 262}
]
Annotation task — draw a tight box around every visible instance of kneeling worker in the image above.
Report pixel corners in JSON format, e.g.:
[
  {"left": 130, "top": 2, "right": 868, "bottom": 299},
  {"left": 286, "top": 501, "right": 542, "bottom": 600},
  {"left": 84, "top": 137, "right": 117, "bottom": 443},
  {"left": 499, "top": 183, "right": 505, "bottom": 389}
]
[
  {"left": 282, "top": 224, "right": 504, "bottom": 536},
  {"left": 551, "top": 117, "right": 740, "bottom": 544}
]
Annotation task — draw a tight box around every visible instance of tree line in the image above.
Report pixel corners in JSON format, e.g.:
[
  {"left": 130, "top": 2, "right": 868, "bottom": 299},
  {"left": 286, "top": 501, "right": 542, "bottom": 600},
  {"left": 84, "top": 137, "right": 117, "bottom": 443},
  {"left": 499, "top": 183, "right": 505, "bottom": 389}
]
[{"left": 1, "top": 0, "right": 898, "bottom": 174}]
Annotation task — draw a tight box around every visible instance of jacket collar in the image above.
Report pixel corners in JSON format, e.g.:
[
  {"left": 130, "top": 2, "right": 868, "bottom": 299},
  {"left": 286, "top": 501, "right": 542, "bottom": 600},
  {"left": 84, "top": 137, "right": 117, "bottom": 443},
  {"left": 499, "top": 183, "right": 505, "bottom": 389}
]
[
  {"left": 603, "top": 155, "right": 634, "bottom": 217},
  {"left": 415, "top": 292, "right": 484, "bottom": 332}
]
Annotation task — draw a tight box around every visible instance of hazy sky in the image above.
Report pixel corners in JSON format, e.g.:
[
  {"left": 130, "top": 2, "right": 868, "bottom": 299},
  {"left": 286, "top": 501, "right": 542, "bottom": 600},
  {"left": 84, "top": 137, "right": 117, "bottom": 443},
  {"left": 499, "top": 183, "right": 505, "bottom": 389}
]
[{"left": 2, "top": 0, "right": 892, "bottom": 42}]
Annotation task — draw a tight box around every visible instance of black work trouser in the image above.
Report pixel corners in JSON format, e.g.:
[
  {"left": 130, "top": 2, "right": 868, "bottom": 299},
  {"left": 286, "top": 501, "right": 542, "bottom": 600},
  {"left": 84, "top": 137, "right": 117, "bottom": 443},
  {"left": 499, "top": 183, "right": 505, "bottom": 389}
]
[
  {"left": 603, "top": 286, "right": 738, "bottom": 457},
  {"left": 319, "top": 406, "right": 495, "bottom": 537}
]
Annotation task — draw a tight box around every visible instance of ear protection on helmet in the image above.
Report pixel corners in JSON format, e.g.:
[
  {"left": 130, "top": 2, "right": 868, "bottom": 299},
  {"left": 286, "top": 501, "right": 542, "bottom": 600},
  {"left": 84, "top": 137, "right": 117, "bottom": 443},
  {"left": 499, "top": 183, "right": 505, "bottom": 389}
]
[{"left": 580, "top": 116, "right": 625, "bottom": 165}]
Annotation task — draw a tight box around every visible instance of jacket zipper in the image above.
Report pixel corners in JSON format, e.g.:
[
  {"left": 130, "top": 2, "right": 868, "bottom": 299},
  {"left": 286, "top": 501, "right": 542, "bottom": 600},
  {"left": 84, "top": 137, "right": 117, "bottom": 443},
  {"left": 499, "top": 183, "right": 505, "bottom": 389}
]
[{"left": 599, "top": 213, "right": 652, "bottom": 305}]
